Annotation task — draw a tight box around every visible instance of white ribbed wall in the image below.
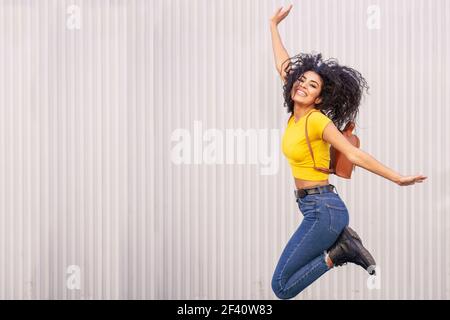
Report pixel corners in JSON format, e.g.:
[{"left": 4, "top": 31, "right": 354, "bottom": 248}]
[{"left": 0, "top": 0, "right": 448, "bottom": 299}]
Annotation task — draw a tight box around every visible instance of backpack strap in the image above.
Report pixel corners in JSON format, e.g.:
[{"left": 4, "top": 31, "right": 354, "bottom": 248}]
[
  {"left": 287, "top": 114, "right": 293, "bottom": 125},
  {"left": 305, "top": 110, "right": 335, "bottom": 174}
]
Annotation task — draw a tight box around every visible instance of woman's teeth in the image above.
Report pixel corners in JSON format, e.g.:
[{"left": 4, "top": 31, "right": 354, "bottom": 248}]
[{"left": 297, "top": 90, "right": 306, "bottom": 97}]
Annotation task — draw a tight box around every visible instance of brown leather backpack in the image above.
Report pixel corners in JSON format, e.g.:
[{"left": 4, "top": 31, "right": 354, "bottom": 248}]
[{"left": 304, "top": 110, "right": 359, "bottom": 179}]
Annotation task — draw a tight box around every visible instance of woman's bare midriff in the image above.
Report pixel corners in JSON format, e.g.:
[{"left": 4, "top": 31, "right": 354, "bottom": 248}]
[{"left": 294, "top": 178, "right": 329, "bottom": 190}]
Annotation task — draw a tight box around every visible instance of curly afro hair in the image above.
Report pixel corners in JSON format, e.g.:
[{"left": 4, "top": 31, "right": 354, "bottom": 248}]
[{"left": 282, "top": 52, "right": 369, "bottom": 130}]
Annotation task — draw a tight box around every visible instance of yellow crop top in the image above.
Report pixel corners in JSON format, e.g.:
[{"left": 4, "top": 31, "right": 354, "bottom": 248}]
[{"left": 282, "top": 109, "right": 333, "bottom": 181}]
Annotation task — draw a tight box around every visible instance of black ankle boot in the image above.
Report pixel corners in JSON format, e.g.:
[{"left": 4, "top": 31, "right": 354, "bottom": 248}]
[{"left": 328, "top": 226, "right": 376, "bottom": 275}]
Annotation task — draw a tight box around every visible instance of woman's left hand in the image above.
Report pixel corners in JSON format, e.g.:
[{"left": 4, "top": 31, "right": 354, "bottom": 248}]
[{"left": 396, "top": 174, "right": 428, "bottom": 186}]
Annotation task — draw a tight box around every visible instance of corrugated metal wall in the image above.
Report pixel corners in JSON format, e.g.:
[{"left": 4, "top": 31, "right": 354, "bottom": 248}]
[{"left": 0, "top": 0, "right": 448, "bottom": 299}]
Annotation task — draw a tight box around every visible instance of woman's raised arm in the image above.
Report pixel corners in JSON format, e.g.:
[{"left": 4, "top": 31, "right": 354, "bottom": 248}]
[{"left": 269, "top": 5, "right": 293, "bottom": 83}]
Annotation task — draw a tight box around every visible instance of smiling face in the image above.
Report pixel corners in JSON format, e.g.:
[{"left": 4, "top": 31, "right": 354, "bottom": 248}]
[{"left": 291, "top": 71, "right": 324, "bottom": 107}]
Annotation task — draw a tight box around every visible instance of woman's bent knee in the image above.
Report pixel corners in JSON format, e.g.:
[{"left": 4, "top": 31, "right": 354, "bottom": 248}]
[{"left": 271, "top": 278, "right": 298, "bottom": 300}]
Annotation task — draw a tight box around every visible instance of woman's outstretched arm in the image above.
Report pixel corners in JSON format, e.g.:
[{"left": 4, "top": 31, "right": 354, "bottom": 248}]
[
  {"left": 351, "top": 148, "right": 427, "bottom": 186},
  {"left": 269, "top": 5, "right": 293, "bottom": 83},
  {"left": 323, "top": 122, "right": 428, "bottom": 186}
]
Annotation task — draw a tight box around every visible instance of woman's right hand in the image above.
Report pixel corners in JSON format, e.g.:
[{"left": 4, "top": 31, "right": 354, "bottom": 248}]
[
  {"left": 270, "top": 4, "right": 293, "bottom": 26},
  {"left": 395, "top": 174, "right": 428, "bottom": 186}
]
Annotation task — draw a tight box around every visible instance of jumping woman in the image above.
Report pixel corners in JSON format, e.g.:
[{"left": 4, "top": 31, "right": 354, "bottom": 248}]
[{"left": 269, "top": 4, "right": 427, "bottom": 299}]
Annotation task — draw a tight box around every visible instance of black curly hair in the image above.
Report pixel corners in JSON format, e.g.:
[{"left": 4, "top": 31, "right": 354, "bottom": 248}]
[{"left": 282, "top": 52, "right": 369, "bottom": 130}]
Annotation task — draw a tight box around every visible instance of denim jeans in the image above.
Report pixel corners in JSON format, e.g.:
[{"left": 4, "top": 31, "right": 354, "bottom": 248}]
[{"left": 271, "top": 185, "right": 350, "bottom": 299}]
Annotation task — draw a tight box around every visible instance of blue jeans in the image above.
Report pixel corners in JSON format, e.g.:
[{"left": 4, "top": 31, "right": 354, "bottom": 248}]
[{"left": 271, "top": 185, "right": 350, "bottom": 299}]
